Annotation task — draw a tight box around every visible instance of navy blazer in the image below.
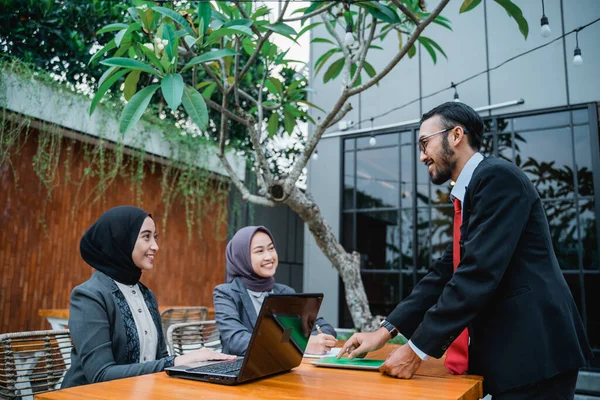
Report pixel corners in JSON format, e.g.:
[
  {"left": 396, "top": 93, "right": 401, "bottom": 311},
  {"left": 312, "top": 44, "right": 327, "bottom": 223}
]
[
  {"left": 387, "top": 157, "right": 592, "bottom": 395},
  {"left": 62, "top": 271, "right": 174, "bottom": 389},
  {"left": 213, "top": 277, "right": 336, "bottom": 356}
]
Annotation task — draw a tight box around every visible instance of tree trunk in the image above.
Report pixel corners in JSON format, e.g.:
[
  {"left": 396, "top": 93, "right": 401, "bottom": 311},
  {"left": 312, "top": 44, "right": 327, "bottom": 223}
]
[{"left": 285, "top": 186, "right": 380, "bottom": 332}]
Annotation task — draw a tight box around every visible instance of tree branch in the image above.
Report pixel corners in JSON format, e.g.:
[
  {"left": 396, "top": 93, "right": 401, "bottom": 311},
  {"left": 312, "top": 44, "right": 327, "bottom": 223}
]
[
  {"left": 233, "top": 1, "right": 262, "bottom": 38},
  {"left": 201, "top": 63, "right": 224, "bottom": 94},
  {"left": 347, "top": 0, "right": 450, "bottom": 96},
  {"left": 326, "top": 102, "right": 353, "bottom": 129},
  {"left": 233, "top": 36, "right": 241, "bottom": 105},
  {"left": 232, "top": 31, "right": 273, "bottom": 93},
  {"left": 321, "top": 13, "right": 350, "bottom": 58},
  {"left": 205, "top": 97, "right": 249, "bottom": 126},
  {"left": 390, "top": 0, "right": 420, "bottom": 25},
  {"left": 351, "top": 17, "right": 376, "bottom": 87},
  {"left": 282, "top": 2, "right": 336, "bottom": 22}
]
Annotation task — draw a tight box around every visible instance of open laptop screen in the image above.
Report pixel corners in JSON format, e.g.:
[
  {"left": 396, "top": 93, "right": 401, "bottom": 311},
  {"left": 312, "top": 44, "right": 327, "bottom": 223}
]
[{"left": 237, "top": 293, "right": 323, "bottom": 383}]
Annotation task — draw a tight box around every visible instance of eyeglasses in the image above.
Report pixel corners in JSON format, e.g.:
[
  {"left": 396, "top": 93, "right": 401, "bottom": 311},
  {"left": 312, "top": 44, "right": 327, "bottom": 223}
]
[{"left": 418, "top": 127, "right": 452, "bottom": 154}]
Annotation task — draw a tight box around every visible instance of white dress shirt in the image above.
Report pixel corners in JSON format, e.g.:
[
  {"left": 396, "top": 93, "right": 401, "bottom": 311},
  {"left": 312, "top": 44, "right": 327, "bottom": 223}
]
[
  {"left": 115, "top": 281, "right": 158, "bottom": 363},
  {"left": 247, "top": 289, "right": 273, "bottom": 314},
  {"left": 408, "top": 152, "right": 484, "bottom": 360}
]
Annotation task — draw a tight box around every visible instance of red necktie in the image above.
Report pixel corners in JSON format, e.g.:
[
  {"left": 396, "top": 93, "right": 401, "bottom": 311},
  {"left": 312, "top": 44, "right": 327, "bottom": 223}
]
[{"left": 444, "top": 198, "right": 469, "bottom": 375}]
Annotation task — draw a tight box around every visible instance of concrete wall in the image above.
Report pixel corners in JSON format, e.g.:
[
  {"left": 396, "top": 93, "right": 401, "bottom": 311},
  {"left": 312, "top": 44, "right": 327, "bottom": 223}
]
[{"left": 306, "top": 0, "right": 600, "bottom": 327}]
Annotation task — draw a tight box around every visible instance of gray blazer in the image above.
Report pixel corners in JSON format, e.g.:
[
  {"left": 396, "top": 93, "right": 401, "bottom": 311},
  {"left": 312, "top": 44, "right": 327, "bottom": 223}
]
[
  {"left": 61, "top": 271, "right": 174, "bottom": 389},
  {"left": 213, "top": 277, "right": 336, "bottom": 356}
]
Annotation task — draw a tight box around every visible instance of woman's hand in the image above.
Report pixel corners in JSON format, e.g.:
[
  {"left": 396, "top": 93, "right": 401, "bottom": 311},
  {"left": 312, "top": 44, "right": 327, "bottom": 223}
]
[
  {"left": 174, "top": 348, "right": 236, "bottom": 366},
  {"left": 305, "top": 333, "right": 337, "bottom": 355}
]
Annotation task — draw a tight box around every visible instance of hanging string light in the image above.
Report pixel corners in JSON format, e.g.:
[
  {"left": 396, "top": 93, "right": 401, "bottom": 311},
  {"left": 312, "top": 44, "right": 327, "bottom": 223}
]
[
  {"left": 369, "top": 118, "right": 376, "bottom": 146},
  {"left": 540, "top": 0, "right": 551, "bottom": 37},
  {"left": 312, "top": 149, "right": 319, "bottom": 161},
  {"left": 344, "top": 22, "right": 355, "bottom": 47},
  {"left": 451, "top": 82, "right": 461, "bottom": 102},
  {"left": 573, "top": 28, "right": 583, "bottom": 66}
]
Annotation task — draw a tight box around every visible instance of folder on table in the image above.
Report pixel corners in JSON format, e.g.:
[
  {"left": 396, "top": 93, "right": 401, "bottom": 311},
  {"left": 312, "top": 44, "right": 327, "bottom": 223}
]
[{"left": 311, "top": 356, "right": 384, "bottom": 371}]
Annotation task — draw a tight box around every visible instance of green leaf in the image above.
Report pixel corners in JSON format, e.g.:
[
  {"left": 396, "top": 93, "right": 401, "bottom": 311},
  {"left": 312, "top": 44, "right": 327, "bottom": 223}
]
[
  {"left": 283, "top": 110, "right": 295, "bottom": 135},
  {"left": 459, "top": 0, "right": 482, "bottom": 13},
  {"left": 408, "top": 44, "right": 416, "bottom": 59},
  {"left": 251, "top": 6, "right": 271, "bottom": 19},
  {"left": 267, "top": 113, "right": 279, "bottom": 136},
  {"left": 115, "top": 23, "right": 141, "bottom": 47},
  {"left": 266, "top": 23, "right": 297, "bottom": 36},
  {"left": 418, "top": 37, "right": 437, "bottom": 64},
  {"left": 223, "top": 19, "right": 253, "bottom": 28},
  {"left": 123, "top": 70, "right": 141, "bottom": 101},
  {"left": 96, "top": 23, "right": 128, "bottom": 35},
  {"left": 181, "top": 85, "right": 209, "bottom": 130},
  {"left": 350, "top": 63, "right": 361, "bottom": 87},
  {"left": 314, "top": 48, "right": 341, "bottom": 76},
  {"left": 161, "top": 73, "right": 184, "bottom": 110},
  {"left": 197, "top": 1, "right": 212, "bottom": 35},
  {"left": 113, "top": 36, "right": 133, "bottom": 57},
  {"left": 181, "top": 49, "right": 237, "bottom": 72},
  {"left": 88, "top": 39, "right": 116, "bottom": 66},
  {"left": 311, "top": 37, "right": 336, "bottom": 45},
  {"left": 205, "top": 25, "right": 253, "bottom": 45},
  {"left": 241, "top": 38, "right": 255, "bottom": 56},
  {"left": 161, "top": 22, "right": 178, "bottom": 60},
  {"left": 100, "top": 57, "right": 162, "bottom": 77},
  {"left": 153, "top": 6, "right": 195, "bottom": 37},
  {"left": 419, "top": 36, "right": 447, "bottom": 62},
  {"left": 304, "top": 1, "right": 325, "bottom": 15},
  {"left": 297, "top": 22, "right": 322, "bottom": 38},
  {"left": 268, "top": 77, "right": 283, "bottom": 94},
  {"left": 494, "top": 0, "right": 529, "bottom": 39},
  {"left": 363, "top": 61, "right": 376, "bottom": 78},
  {"left": 140, "top": 45, "right": 165, "bottom": 73},
  {"left": 201, "top": 82, "right": 217, "bottom": 99},
  {"left": 297, "top": 99, "right": 325, "bottom": 113},
  {"left": 119, "top": 84, "right": 160, "bottom": 134},
  {"left": 90, "top": 69, "right": 129, "bottom": 115},
  {"left": 323, "top": 58, "right": 345, "bottom": 83},
  {"left": 97, "top": 66, "right": 118, "bottom": 87},
  {"left": 359, "top": 1, "right": 401, "bottom": 24}
]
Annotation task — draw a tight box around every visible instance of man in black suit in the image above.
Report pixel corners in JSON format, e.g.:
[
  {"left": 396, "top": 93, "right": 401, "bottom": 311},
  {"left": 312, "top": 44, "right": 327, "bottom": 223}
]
[{"left": 339, "top": 102, "right": 592, "bottom": 399}]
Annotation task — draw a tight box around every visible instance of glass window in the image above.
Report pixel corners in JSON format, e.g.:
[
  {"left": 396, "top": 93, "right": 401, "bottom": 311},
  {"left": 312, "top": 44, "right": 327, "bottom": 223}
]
[
  {"left": 415, "top": 144, "right": 432, "bottom": 206},
  {"left": 544, "top": 200, "right": 580, "bottom": 270},
  {"left": 429, "top": 206, "right": 453, "bottom": 263},
  {"left": 357, "top": 132, "right": 398, "bottom": 149},
  {"left": 342, "top": 212, "right": 355, "bottom": 254},
  {"left": 400, "top": 209, "right": 414, "bottom": 271},
  {"left": 574, "top": 125, "right": 595, "bottom": 198},
  {"left": 360, "top": 273, "right": 400, "bottom": 317},
  {"left": 356, "top": 211, "right": 399, "bottom": 270},
  {"left": 515, "top": 128, "right": 574, "bottom": 199},
  {"left": 343, "top": 152, "right": 355, "bottom": 209},
  {"left": 344, "top": 138, "right": 355, "bottom": 151},
  {"left": 513, "top": 111, "right": 570, "bottom": 131},
  {"left": 580, "top": 199, "right": 599, "bottom": 270},
  {"left": 356, "top": 147, "right": 399, "bottom": 208},
  {"left": 400, "top": 142, "right": 415, "bottom": 207}
]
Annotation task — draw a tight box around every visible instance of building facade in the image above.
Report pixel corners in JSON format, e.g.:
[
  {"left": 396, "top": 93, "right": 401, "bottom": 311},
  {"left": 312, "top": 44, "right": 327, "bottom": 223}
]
[{"left": 305, "top": 0, "right": 600, "bottom": 371}]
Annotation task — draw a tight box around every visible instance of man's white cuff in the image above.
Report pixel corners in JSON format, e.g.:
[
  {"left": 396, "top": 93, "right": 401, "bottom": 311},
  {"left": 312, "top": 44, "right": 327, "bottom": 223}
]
[{"left": 408, "top": 339, "right": 430, "bottom": 360}]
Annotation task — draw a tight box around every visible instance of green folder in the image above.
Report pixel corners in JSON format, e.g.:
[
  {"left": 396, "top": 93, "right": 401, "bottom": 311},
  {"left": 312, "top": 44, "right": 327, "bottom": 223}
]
[{"left": 311, "top": 356, "right": 384, "bottom": 371}]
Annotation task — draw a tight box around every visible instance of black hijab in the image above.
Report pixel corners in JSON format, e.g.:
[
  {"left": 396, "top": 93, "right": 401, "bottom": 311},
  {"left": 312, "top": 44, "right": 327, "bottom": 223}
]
[
  {"left": 80, "top": 206, "right": 150, "bottom": 285},
  {"left": 225, "top": 226, "right": 276, "bottom": 292}
]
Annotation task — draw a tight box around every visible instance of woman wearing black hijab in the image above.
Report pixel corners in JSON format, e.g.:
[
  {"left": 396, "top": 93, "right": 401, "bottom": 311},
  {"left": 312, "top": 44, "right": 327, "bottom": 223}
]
[
  {"left": 213, "top": 226, "right": 337, "bottom": 356},
  {"left": 62, "top": 206, "right": 234, "bottom": 389}
]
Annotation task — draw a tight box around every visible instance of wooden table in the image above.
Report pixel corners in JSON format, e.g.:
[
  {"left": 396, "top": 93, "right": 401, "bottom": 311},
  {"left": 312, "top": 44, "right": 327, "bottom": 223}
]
[
  {"left": 39, "top": 307, "right": 215, "bottom": 329},
  {"left": 35, "top": 345, "right": 483, "bottom": 400}
]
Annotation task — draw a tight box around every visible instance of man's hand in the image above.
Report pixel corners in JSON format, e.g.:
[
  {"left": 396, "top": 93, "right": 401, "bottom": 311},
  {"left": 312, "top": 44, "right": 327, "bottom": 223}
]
[
  {"left": 378, "top": 343, "right": 422, "bottom": 379},
  {"left": 337, "top": 328, "right": 390, "bottom": 360},
  {"left": 306, "top": 333, "right": 337, "bottom": 355}
]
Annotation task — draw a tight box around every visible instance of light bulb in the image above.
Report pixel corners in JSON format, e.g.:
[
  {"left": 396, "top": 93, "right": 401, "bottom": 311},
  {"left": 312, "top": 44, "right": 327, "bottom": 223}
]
[
  {"left": 453, "top": 92, "right": 461, "bottom": 102},
  {"left": 540, "top": 16, "right": 551, "bottom": 37},
  {"left": 369, "top": 136, "right": 376, "bottom": 146},
  {"left": 344, "top": 32, "right": 355, "bottom": 47},
  {"left": 312, "top": 151, "right": 319, "bottom": 161},
  {"left": 573, "top": 48, "right": 583, "bottom": 66}
]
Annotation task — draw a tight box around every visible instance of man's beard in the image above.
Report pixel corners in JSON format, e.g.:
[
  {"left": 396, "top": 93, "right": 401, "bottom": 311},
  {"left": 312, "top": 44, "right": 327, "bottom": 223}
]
[{"left": 430, "top": 135, "right": 456, "bottom": 185}]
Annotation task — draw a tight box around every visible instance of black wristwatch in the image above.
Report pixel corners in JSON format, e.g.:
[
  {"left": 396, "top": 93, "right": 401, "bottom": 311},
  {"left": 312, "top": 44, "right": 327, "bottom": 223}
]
[{"left": 380, "top": 319, "right": 399, "bottom": 338}]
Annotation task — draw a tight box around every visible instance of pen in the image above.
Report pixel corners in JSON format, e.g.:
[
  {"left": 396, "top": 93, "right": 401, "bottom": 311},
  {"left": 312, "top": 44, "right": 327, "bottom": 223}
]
[{"left": 315, "top": 324, "right": 323, "bottom": 334}]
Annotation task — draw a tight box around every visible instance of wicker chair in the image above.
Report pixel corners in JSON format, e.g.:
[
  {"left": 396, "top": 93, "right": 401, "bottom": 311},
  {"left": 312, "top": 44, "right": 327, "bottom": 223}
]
[
  {"left": 0, "top": 330, "right": 72, "bottom": 400},
  {"left": 166, "top": 321, "right": 221, "bottom": 356},
  {"left": 160, "top": 307, "right": 209, "bottom": 353}
]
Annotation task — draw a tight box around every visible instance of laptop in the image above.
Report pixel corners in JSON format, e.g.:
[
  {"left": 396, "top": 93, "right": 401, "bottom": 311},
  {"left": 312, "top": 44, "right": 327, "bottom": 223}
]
[{"left": 165, "top": 293, "right": 324, "bottom": 385}]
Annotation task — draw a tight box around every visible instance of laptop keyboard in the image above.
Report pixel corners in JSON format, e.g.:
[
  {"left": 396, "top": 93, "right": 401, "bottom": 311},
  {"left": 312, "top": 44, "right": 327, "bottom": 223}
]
[{"left": 187, "top": 359, "right": 243, "bottom": 375}]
